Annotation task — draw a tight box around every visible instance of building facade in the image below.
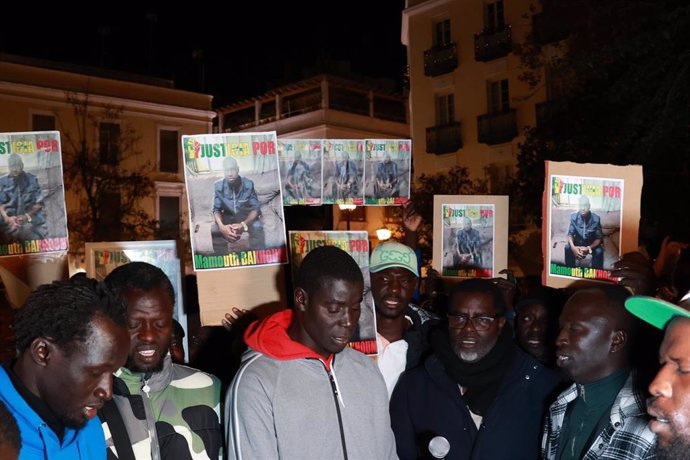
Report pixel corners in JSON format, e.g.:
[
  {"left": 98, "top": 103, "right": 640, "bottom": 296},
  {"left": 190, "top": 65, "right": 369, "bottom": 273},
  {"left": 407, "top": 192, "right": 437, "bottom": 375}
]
[
  {"left": 0, "top": 54, "right": 215, "bottom": 271},
  {"left": 402, "top": 0, "right": 548, "bottom": 189},
  {"left": 217, "top": 73, "right": 410, "bottom": 239}
]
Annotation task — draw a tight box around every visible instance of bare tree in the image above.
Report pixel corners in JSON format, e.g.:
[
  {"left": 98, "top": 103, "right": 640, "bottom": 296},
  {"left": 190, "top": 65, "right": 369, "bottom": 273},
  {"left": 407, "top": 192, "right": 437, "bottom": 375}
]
[{"left": 59, "top": 92, "right": 156, "bottom": 254}]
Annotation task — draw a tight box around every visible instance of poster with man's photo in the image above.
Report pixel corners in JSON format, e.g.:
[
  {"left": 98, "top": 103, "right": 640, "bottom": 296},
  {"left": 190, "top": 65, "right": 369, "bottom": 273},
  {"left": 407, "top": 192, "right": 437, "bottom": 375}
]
[
  {"left": 277, "top": 139, "right": 322, "bottom": 206},
  {"left": 289, "top": 230, "right": 376, "bottom": 355},
  {"left": 0, "top": 131, "right": 68, "bottom": 257},
  {"left": 543, "top": 161, "right": 642, "bottom": 288},
  {"left": 441, "top": 204, "right": 495, "bottom": 277},
  {"left": 433, "top": 195, "right": 508, "bottom": 279},
  {"left": 364, "top": 139, "right": 411, "bottom": 205},
  {"left": 183, "top": 132, "right": 288, "bottom": 271},
  {"left": 322, "top": 139, "right": 364, "bottom": 206}
]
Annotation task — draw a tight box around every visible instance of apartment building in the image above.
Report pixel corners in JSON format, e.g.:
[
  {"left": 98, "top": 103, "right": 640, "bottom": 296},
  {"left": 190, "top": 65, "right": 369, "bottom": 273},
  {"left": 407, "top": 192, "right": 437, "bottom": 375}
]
[{"left": 402, "top": 0, "right": 549, "bottom": 189}]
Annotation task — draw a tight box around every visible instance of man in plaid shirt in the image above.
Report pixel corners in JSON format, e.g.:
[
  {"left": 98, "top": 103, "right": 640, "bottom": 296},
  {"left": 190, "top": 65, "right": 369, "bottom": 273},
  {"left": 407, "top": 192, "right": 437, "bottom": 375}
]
[{"left": 542, "top": 285, "right": 656, "bottom": 459}]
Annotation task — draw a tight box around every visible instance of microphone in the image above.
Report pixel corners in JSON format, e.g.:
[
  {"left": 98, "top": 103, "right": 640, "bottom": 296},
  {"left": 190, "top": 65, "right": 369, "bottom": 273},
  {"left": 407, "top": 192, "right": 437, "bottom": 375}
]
[{"left": 428, "top": 436, "right": 450, "bottom": 459}]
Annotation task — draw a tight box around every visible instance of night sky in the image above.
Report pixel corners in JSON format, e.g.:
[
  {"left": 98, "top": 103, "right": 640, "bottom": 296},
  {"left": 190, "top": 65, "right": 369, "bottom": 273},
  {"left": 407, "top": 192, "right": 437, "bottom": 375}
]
[{"left": 1, "top": 2, "right": 407, "bottom": 106}]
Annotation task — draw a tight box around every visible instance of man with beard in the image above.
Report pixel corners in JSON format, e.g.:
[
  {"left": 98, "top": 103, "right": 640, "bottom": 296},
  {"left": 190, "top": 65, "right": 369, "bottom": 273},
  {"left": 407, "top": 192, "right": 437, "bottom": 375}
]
[
  {"left": 211, "top": 156, "right": 265, "bottom": 253},
  {"left": 100, "top": 262, "right": 222, "bottom": 460},
  {"left": 0, "top": 276, "right": 130, "bottom": 459},
  {"left": 542, "top": 285, "right": 656, "bottom": 459},
  {"left": 371, "top": 241, "right": 438, "bottom": 397},
  {"left": 0, "top": 153, "right": 47, "bottom": 243},
  {"left": 626, "top": 292, "right": 690, "bottom": 460},
  {"left": 226, "top": 246, "right": 397, "bottom": 459},
  {"left": 390, "top": 279, "right": 559, "bottom": 460}
]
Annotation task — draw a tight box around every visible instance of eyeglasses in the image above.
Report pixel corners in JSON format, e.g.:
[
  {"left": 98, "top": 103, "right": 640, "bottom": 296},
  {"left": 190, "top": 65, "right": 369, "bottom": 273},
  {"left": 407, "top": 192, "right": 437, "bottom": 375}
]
[{"left": 447, "top": 313, "right": 500, "bottom": 331}]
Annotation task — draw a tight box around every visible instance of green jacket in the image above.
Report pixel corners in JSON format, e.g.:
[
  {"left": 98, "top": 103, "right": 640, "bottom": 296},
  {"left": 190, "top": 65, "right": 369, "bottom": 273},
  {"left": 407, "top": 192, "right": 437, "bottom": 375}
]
[{"left": 100, "top": 355, "right": 222, "bottom": 460}]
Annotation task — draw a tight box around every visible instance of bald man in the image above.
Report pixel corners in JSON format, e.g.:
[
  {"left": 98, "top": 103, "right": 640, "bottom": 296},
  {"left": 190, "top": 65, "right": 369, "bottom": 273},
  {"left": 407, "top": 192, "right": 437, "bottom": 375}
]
[
  {"left": 211, "top": 156, "right": 265, "bottom": 253},
  {"left": 565, "top": 195, "right": 604, "bottom": 269},
  {"left": 542, "top": 285, "right": 656, "bottom": 459}
]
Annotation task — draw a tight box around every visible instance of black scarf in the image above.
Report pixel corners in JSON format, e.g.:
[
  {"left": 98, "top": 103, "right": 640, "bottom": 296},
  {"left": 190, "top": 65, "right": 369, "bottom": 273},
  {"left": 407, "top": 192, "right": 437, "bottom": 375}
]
[{"left": 431, "top": 322, "right": 516, "bottom": 416}]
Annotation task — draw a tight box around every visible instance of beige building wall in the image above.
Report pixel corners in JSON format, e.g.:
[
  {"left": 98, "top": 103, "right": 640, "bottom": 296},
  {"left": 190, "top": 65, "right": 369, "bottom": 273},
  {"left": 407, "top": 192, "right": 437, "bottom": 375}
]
[
  {"left": 0, "top": 56, "right": 215, "bottom": 294},
  {"left": 403, "top": 0, "right": 546, "bottom": 184}
]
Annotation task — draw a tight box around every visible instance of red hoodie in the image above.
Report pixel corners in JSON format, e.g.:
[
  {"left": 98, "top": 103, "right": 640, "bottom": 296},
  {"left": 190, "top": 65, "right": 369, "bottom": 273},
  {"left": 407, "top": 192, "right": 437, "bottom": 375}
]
[{"left": 243, "top": 309, "right": 334, "bottom": 371}]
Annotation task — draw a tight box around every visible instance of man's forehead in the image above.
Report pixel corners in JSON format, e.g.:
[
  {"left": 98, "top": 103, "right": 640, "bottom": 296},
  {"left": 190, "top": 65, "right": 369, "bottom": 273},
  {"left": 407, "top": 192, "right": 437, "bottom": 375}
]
[{"left": 451, "top": 291, "right": 495, "bottom": 311}]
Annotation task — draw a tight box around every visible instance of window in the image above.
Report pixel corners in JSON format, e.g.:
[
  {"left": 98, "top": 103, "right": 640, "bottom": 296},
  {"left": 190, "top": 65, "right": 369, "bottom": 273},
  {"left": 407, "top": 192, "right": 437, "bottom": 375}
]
[
  {"left": 158, "top": 196, "right": 180, "bottom": 239},
  {"left": 99, "top": 122, "right": 120, "bottom": 165},
  {"left": 99, "top": 190, "right": 122, "bottom": 240},
  {"left": 485, "top": 0, "right": 505, "bottom": 32},
  {"left": 436, "top": 94, "right": 455, "bottom": 125},
  {"left": 159, "top": 129, "right": 179, "bottom": 173},
  {"left": 32, "top": 114, "right": 55, "bottom": 131},
  {"left": 488, "top": 80, "right": 510, "bottom": 113},
  {"left": 434, "top": 19, "right": 451, "bottom": 46},
  {"left": 546, "top": 65, "right": 568, "bottom": 101}
]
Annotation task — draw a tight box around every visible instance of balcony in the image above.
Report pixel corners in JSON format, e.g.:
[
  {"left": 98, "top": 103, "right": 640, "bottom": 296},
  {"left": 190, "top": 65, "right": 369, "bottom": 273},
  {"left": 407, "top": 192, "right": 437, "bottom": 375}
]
[
  {"left": 477, "top": 110, "right": 517, "bottom": 145},
  {"left": 426, "top": 122, "right": 462, "bottom": 154},
  {"left": 474, "top": 26, "right": 512, "bottom": 62},
  {"left": 424, "top": 42, "right": 458, "bottom": 77}
]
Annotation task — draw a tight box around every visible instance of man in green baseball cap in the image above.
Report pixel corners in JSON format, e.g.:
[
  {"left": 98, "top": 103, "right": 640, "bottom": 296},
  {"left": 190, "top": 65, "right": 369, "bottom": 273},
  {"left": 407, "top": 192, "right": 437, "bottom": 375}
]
[
  {"left": 626, "top": 293, "right": 690, "bottom": 459},
  {"left": 370, "top": 241, "right": 438, "bottom": 397}
]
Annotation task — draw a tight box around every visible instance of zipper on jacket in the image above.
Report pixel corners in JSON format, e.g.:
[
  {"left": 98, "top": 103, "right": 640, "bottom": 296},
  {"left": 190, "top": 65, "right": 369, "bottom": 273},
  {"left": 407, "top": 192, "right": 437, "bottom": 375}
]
[
  {"left": 141, "top": 377, "right": 162, "bottom": 460},
  {"left": 327, "top": 366, "right": 348, "bottom": 460}
]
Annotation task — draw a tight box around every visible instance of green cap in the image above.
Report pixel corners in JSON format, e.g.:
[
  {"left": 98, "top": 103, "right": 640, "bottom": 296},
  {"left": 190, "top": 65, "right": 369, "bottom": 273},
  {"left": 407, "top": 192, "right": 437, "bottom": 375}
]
[
  {"left": 370, "top": 242, "right": 418, "bottom": 277},
  {"left": 625, "top": 295, "right": 690, "bottom": 330}
]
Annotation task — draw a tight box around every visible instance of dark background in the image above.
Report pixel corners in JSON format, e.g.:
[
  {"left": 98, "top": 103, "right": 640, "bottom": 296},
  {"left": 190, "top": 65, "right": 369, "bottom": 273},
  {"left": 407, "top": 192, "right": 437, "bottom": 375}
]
[{"left": 0, "top": 2, "right": 407, "bottom": 105}]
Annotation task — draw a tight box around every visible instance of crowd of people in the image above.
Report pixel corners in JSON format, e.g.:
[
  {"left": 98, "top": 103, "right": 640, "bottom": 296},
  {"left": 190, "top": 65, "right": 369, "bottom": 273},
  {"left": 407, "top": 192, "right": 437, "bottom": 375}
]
[{"left": 1, "top": 205, "right": 690, "bottom": 460}]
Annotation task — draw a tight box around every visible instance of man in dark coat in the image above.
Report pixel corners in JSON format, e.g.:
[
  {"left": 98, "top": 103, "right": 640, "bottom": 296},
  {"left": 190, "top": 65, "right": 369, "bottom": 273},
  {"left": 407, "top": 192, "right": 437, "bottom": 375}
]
[{"left": 390, "top": 278, "right": 560, "bottom": 460}]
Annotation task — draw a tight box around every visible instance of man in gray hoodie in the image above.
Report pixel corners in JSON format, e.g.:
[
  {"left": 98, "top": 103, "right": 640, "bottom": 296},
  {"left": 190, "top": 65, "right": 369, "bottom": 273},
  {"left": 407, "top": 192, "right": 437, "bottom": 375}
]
[{"left": 225, "top": 246, "right": 398, "bottom": 460}]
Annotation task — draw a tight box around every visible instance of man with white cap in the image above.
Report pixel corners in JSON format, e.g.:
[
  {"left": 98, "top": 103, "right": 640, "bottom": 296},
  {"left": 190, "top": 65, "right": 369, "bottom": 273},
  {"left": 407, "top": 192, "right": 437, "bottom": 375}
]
[
  {"left": 370, "top": 241, "right": 438, "bottom": 397},
  {"left": 626, "top": 292, "right": 690, "bottom": 459}
]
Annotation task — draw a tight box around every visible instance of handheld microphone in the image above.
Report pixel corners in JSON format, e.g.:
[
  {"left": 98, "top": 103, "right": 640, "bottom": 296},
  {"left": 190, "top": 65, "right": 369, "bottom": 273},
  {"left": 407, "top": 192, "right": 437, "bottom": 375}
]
[{"left": 428, "top": 436, "right": 450, "bottom": 459}]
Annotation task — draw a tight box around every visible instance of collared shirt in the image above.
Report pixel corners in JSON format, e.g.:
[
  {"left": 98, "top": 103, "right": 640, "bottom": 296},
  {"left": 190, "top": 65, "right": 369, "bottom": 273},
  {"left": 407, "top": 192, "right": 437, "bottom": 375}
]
[
  {"left": 375, "top": 161, "right": 398, "bottom": 183},
  {"left": 457, "top": 228, "right": 481, "bottom": 253},
  {"left": 376, "top": 330, "right": 409, "bottom": 398},
  {"left": 542, "top": 372, "right": 657, "bottom": 460},
  {"left": 336, "top": 160, "right": 358, "bottom": 185},
  {"left": 287, "top": 160, "right": 311, "bottom": 184},
  {"left": 212, "top": 176, "right": 260, "bottom": 219},
  {"left": 556, "top": 369, "right": 629, "bottom": 460},
  {"left": 567, "top": 211, "right": 603, "bottom": 245},
  {"left": 3, "top": 362, "right": 64, "bottom": 440},
  {"left": 0, "top": 172, "right": 45, "bottom": 217}
]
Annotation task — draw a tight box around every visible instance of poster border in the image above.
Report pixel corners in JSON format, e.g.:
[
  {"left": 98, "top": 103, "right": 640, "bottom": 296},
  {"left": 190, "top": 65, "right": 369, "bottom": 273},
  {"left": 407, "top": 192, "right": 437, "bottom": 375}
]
[
  {"left": 541, "top": 161, "right": 642, "bottom": 289},
  {"left": 432, "top": 195, "right": 509, "bottom": 279}
]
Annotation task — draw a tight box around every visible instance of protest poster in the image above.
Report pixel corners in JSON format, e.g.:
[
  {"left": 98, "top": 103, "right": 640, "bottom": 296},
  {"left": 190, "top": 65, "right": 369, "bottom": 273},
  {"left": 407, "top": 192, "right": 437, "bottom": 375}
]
[
  {"left": 433, "top": 195, "right": 509, "bottom": 278},
  {"left": 183, "top": 132, "right": 288, "bottom": 271},
  {"left": 84, "top": 240, "right": 187, "bottom": 351},
  {"left": 277, "top": 139, "right": 323, "bottom": 206},
  {"left": 364, "top": 139, "right": 411, "bottom": 205},
  {"left": 322, "top": 139, "right": 364, "bottom": 206},
  {"left": 289, "top": 230, "right": 376, "bottom": 355},
  {"left": 543, "top": 161, "right": 642, "bottom": 288},
  {"left": 0, "top": 131, "right": 68, "bottom": 257}
]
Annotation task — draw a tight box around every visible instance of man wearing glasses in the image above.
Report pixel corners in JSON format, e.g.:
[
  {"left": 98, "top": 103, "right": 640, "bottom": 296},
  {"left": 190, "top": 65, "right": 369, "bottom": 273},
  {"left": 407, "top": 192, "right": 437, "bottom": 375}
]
[{"left": 390, "top": 279, "right": 559, "bottom": 460}]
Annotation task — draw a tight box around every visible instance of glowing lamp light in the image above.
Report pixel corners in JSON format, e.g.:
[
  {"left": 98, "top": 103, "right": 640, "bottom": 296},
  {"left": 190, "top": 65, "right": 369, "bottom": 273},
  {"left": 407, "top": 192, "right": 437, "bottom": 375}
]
[
  {"left": 376, "top": 227, "right": 392, "bottom": 241},
  {"left": 338, "top": 204, "right": 357, "bottom": 211}
]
